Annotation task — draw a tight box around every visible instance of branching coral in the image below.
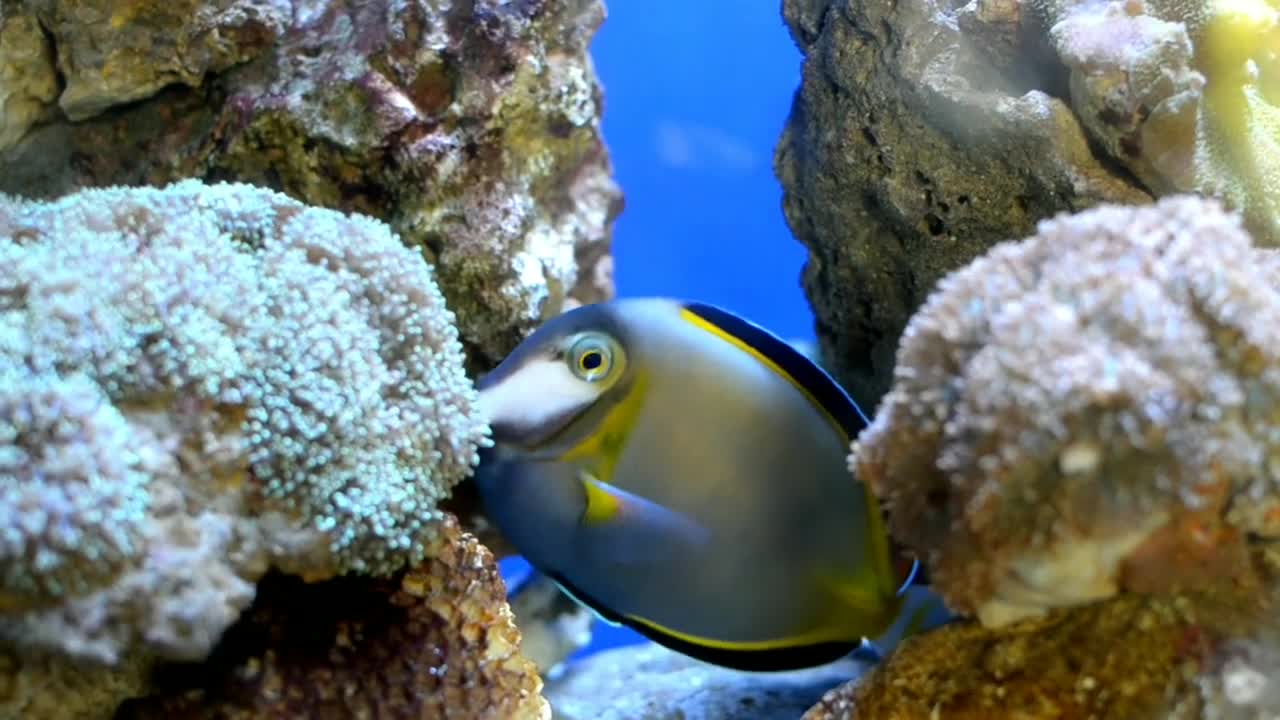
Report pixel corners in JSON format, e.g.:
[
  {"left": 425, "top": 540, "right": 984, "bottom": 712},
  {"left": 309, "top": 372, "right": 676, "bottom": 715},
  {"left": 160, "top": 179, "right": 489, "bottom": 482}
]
[
  {"left": 1034, "top": 0, "right": 1280, "bottom": 242},
  {"left": 0, "top": 179, "right": 488, "bottom": 665},
  {"left": 854, "top": 195, "right": 1280, "bottom": 628}
]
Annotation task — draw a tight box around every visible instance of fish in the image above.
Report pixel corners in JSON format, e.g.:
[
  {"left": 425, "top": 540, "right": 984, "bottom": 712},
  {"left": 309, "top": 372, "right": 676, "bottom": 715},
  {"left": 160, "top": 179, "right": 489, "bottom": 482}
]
[{"left": 472, "top": 297, "right": 928, "bottom": 671}]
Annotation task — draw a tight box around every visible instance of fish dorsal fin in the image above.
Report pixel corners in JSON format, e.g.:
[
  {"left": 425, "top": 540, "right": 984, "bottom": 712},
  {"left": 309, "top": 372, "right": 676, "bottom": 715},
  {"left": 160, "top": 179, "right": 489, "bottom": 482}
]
[{"left": 678, "top": 302, "right": 868, "bottom": 444}]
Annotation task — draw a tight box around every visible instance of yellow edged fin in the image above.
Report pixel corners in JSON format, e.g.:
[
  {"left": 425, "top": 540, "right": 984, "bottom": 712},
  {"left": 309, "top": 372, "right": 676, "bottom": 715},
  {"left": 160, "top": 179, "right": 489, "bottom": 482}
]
[
  {"left": 678, "top": 302, "right": 868, "bottom": 444},
  {"left": 580, "top": 470, "right": 622, "bottom": 525}
]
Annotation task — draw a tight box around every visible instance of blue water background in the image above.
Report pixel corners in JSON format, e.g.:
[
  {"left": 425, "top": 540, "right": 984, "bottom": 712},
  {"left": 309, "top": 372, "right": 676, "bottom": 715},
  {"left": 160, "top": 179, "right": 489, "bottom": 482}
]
[{"left": 498, "top": 2, "right": 809, "bottom": 661}]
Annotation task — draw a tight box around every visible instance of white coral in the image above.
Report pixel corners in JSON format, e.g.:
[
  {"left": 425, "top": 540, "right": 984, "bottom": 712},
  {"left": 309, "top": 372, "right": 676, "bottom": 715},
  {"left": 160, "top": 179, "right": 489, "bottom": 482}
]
[{"left": 0, "top": 179, "right": 489, "bottom": 663}]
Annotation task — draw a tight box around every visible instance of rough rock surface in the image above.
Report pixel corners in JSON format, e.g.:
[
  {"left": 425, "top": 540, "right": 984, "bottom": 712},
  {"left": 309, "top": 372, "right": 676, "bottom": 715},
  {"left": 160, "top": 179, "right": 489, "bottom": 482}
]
[
  {"left": 776, "top": 0, "right": 1276, "bottom": 408},
  {"left": 1031, "top": 0, "right": 1280, "bottom": 243},
  {"left": 0, "top": 649, "right": 152, "bottom": 720},
  {"left": 116, "top": 514, "right": 550, "bottom": 720},
  {"left": 805, "top": 570, "right": 1280, "bottom": 719},
  {"left": 0, "top": 0, "right": 621, "bottom": 369},
  {"left": 546, "top": 642, "right": 864, "bottom": 720},
  {"left": 802, "top": 591, "right": 1274, "bottom": 720}
]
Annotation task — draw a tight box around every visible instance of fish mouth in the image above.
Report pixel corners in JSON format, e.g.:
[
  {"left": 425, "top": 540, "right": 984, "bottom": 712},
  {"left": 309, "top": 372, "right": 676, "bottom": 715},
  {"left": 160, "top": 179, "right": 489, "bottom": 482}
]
[
  {"left": 476, "top": 371, "right": 594, "bottom": 452},
  {"left": 486, "top": 403, "right": 589, "bottom": 451}
]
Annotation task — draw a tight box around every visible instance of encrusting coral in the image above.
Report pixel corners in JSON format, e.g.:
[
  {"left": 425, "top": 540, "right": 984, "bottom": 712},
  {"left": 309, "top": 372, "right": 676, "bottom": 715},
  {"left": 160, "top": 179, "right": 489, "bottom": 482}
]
[
  {"left": 115, "top": 514, "right": 550, "bottom": 720},
  {"left": 854, "top": 194, "right": 1279, "bottom": 628},
  {"left": 0, "top": 179, "right": 489, "bottom": 668},
  {"left": 1033, "top": 0, "right": 1280, "bottom": 242}
]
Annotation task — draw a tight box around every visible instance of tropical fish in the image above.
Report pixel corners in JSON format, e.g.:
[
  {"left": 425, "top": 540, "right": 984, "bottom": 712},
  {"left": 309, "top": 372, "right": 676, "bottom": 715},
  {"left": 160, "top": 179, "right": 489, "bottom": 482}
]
[{"left": 473, "top": 298, "right": 925, "bottom": 671}]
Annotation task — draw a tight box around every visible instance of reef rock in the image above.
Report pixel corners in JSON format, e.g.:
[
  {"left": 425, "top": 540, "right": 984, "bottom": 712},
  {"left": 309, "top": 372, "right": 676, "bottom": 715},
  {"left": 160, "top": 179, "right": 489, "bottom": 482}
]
[
  {"left": 776, "top": 0, "right": 1277, "bottom": 407},
  {"left": 798, "top": 589, "right": 1239, "bottom": 717},
  {"left": 0, "top": 0, "right": 621, "bottom": 368},
  {"left": 117, "top": 514, "right": 550, "bottom": 720},
  {"left": 1032, "top": 0, "right": 1280, "bottom": 245},
  {"left": 803, "top": 591, "right": 1279, "bottom": 720},
  {"left": 546, "top": 642, "right": 863, "bottom": 720},
  {"left": 814, "top": 196, "right": 1280, "bottom": 719},
  {"left": 0, "top": 180, "right": 502, "bottom": 717}
]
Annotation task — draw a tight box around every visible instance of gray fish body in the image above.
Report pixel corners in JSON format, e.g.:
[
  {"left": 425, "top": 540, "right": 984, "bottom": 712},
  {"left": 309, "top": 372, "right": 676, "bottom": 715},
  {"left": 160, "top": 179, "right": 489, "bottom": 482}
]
[
  {"left": 474, "top": 298, "right": 901, "bottom": 665},
  {"left": 577, "top": 300, "right": 875, "bottom": 641}
]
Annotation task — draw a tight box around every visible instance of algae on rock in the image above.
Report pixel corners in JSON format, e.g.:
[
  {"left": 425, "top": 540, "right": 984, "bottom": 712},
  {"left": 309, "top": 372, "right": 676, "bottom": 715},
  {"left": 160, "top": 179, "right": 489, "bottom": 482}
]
[
  {"left": 116, "top": 515, "right": 551, "bottom": 720},
  {"left": 0, "top": 0, "right": 621, "bottom": 369},
  {"left": 776, "top": 0, "right": 1278, "bottom": 408}
]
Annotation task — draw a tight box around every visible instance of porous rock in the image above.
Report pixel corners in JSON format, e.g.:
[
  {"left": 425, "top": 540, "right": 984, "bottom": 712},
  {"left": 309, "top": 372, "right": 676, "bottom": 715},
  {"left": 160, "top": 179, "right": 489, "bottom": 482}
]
[
  {"left": 14, "top": 0, "right": 285, "bottom": 121},
  {"left": 116, "top": 514, "right": 550, "bottom": 720},
  {"left": 0, "top": 0, "right": 621, "bottom": 368},
  {"left": 802, "top": 591, "right": 1274, "bottom": 720},
  {"left": 776, "top": 0, "right": 1151, "bottom": 408},
  {"left": 804, "top": 551, "right": 1280, "bottom": 720},
  {"left": 0, "top": 648, "right": 152, "bottom": 720}
]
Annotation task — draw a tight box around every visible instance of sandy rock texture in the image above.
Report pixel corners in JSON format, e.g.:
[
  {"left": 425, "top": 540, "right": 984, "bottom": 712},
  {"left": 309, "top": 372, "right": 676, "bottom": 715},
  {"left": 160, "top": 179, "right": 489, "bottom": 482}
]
[
  {"left": 802, "top": 592, "right": 1271, "bottom": 720},
  {"left": 776, "top": 0, "right": 1278, "bottom": 408},
  {"left": 0, "top": 0, "right": 621, "bottom": 369}
]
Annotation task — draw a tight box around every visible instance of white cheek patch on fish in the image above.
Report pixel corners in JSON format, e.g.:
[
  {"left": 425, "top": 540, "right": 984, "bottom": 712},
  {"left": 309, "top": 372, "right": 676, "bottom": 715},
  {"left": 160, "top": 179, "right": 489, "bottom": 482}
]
[{"left": 477, "top": 357, "right": 601, "bottom": 432}]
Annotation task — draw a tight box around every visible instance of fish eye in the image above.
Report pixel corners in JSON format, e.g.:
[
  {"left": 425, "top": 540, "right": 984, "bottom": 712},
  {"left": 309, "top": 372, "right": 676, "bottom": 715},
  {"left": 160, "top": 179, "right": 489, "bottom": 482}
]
[{"left": 569, "top": 335, "right": 615, "bottom": 382}]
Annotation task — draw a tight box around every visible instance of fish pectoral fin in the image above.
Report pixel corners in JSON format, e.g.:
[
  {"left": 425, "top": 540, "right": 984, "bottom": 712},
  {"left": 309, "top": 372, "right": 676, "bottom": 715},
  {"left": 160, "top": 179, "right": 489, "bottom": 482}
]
[
  {"left": 575, "top": 471, "right": 711, "bottom": 563},
  {"left": 579, "top": 470, "right": 625, "bottom": 525}
]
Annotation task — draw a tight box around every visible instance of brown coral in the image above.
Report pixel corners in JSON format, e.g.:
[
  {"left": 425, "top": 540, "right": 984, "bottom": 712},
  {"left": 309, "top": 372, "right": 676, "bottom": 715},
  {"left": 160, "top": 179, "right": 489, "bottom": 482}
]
[
  {"left": 117, "top": 514, "right": 549, "bottom": 720},
  {"left": 854, "top": 195, "right": 1280, "bottom": 628}
]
